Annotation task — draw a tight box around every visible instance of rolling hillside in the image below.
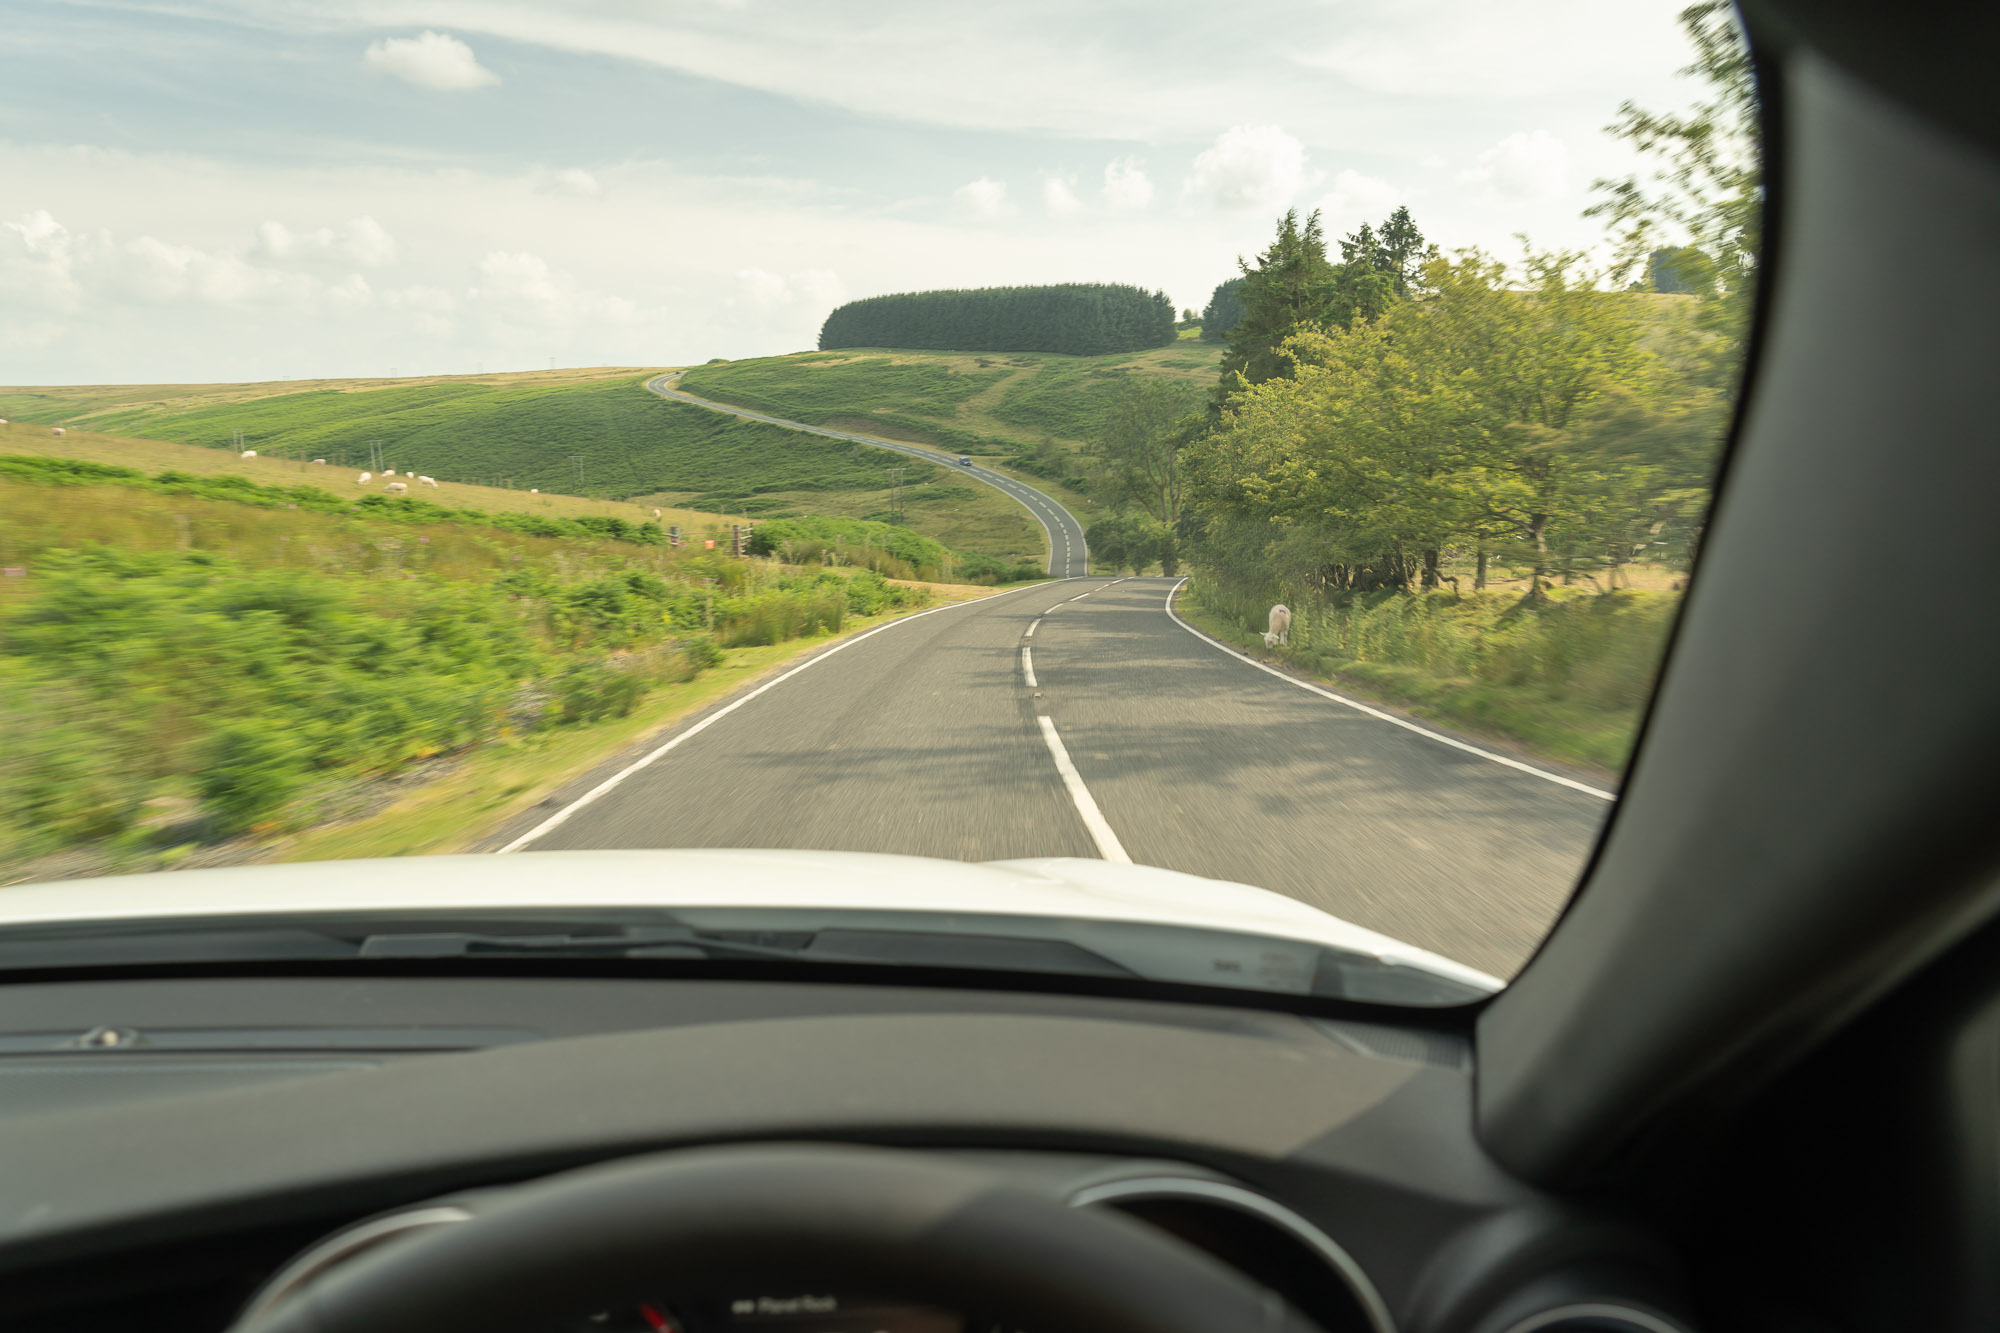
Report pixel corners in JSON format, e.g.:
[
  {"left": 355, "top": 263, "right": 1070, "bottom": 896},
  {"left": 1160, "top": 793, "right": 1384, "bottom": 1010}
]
[
  {"left": 679, "top": 342, "right": 1222, "bottom": 497},
  {"left": 0, "top": 369, "right": 1045, "bottom": 564}
]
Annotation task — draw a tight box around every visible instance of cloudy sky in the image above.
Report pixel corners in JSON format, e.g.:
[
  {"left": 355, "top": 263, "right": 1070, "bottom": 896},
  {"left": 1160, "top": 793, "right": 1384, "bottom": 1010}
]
[{"left": 3, "top": 0, "right": 1700, "bottom": 385}]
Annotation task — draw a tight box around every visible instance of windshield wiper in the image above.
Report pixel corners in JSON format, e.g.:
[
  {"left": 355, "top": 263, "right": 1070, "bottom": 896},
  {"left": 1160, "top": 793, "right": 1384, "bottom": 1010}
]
[
  {"left": 0, "top": 912, "right": 1488, "bottom": 1005},
  {"left": 357, "top": 925, "right": 1138, "bottom": 978}
]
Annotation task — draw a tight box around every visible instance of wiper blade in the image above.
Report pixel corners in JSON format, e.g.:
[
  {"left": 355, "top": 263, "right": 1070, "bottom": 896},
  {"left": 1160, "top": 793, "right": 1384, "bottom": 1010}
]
[
  {"left": 356, "top": 927, "right": 811, "bottom": 962},
  {"left": 356, "top": 925, "right": 1137, "bottom": 978}
]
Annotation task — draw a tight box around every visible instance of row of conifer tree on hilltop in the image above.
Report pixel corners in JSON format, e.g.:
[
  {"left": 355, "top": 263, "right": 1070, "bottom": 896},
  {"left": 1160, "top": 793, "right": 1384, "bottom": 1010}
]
[{"left": 817, "top": 283, "right": 1177, "bottom": 356}]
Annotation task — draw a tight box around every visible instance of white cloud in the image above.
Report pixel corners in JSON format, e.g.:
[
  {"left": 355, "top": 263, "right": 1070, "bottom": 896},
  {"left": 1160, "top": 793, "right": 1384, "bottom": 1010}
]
[
  {"left": 2, "top": 209, "right": 90, "bottom": 311},
  {"left": 550, "top": 168, "right": 602, "bottom": 197},
  {"left": 952, "top": 177, "right": 1011, "bottom": 219},
  {"left": 737, "top": 266, "right": 845, "bottom": 311},
  {"left": 363, "top": 31, "right": 500, "bottom": 91},
  {"left": 468, "top": 250, "right": 637, "bottom": 330},
  {"left": 255, "top": 216, "right": 397, "bottom": 266},
  {"left": 1188, "top": 126, "right": 1309, "bottom": 212},
  {"left": 1459, "top": 131, "right": 1570, "bottom": 199},
  {"left": 1312, "top": 170, "right": 1402, "bottom": 232},
  {"left": 1102, "top": 158, "right": 1153, "bottom": 212},
  {"left": 1042, "top": 176, "right": 1082, "bottom": 218}
]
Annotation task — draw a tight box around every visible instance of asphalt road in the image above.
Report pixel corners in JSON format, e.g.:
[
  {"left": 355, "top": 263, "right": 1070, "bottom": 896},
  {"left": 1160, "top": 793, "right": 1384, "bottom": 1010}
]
[
  {"left": 494, "top": 577, "right": 1613, "bottom": 977},
  {"left": 644, "top": 372, "right": 1089, "bottom": 577}
]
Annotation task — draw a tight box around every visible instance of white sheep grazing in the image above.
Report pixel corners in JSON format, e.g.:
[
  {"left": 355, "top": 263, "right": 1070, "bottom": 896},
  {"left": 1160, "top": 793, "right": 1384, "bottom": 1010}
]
[
  {"left": 357, "top": 471, "right": 373, "bottom": 485},
  {"left": 529, "top": 488, "right": 538, "bottom": 494},
  {"left": 651, "top": 508, "right": 663, "bottom": 519},
  {"left": 383, "top": 468, "right": 397, "bottom": 477},
  {"left": 312, "top": 458, "right": 327, "bottom": 465},
  {"left": 1262, "top": 603, "right": 1292, "bottom": 649},
  {"left": 385, "top": 480, "right": 409, "bottom": 494},
  {"left": 51, "top": 427, "right": 66, "bottom": 438},
  {"left": 418, "top": 475, "right": 439, "bottom": 488},
  {"left": 0, "top": 418, "right": 10, "bottom": 426},
  {"left": 240, "top": 449, "right": 257, "bottom": 458}
]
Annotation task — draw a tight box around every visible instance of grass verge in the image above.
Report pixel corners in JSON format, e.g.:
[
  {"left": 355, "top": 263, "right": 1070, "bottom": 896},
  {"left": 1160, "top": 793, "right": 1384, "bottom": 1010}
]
[{"left": 1173, "top": 589, "right": 1663, "bottom": 782}]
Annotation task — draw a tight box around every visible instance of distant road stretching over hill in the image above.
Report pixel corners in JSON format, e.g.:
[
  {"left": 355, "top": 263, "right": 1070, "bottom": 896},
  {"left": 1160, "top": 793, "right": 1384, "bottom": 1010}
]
[{"left": 646, "top": 371, "right": 1089, "bottom": 578}]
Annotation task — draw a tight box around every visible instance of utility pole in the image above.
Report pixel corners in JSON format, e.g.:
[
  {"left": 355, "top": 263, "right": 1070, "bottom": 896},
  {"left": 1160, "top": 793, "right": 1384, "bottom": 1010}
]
[{"left": 569, "top": 455, "right": 585, "bottom": 492}]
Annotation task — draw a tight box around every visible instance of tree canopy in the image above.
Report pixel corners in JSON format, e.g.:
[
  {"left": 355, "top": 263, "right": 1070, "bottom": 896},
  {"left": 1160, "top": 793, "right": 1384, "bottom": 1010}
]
[
  {"left": 818, "top": 283, "right": 1176, "bottom": 356},
  {"left": 1199, "top": 277, "right": 1247, "bottom": 344},
  {"left": 1187, "top": 250, "right": 1727, "bottom": 601},
  {"left": 1216, "top": 206, "right": 1437, "bottom": 407}
]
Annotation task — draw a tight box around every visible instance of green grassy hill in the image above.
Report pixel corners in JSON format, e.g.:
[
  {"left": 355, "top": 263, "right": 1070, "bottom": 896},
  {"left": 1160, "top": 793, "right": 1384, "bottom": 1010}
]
[
  {"left": 680, "top": 343, "right": 1222, "bottom": 496},
  {"left": 0, "top": 368, "right": 1045, "bottom": 565}
]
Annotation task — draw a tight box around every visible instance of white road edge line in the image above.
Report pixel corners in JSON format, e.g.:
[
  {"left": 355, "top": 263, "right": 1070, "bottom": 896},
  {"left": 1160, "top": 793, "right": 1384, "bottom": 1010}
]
[
  {"left": 1025, "top": 619, "right": 1040, "bottom": 637},
  {"left": 496, "top": 579, "right": 1067, "bottom": 853},
  {"left": 1036, "top": 716, "right": 1132, "bottom": 863},
  {"left": 1021, "top": 645, "right": 1038, "bottom": 688},
  {"left": 1163, "top": 579, "right": 1616, "bottom": 802}
]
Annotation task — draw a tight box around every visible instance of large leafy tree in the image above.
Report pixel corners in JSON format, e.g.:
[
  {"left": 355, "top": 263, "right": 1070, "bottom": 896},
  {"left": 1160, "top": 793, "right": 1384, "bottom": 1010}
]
[
  {"left": 1218, "top": 210, "right": 1341, "bottom": 394},
  {"left": 1217, "top": 207, "right": 1437, "bottom": 408},
  {"left": 1587, "top": 1, "right": 1760, "bottom": 353},
  {"left": 1199, "top": 277, "right": 1247, "bottom": 344},
  {"left": 1084, "top": 377, "right": 1205, "bottom": 575},
  {"left": 1188, "top": 250, "right": 1720, "bottom": 601}
]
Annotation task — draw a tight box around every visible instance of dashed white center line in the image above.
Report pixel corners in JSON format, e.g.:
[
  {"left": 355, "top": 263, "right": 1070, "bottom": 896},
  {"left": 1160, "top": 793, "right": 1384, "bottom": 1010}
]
[
  {"left": 1037, "top": 717, "right": 1131, "bottom": 863},
  {"left": 1025, "top": 619, "right": 1040, "bottom": 637},
  {"left": 1021, "top": 646, "right": 1038, "bottom": 688}
]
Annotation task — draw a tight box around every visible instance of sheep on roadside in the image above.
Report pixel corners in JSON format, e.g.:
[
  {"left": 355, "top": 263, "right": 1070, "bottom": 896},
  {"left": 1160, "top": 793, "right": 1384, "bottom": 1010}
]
[
  {"left": 418, "top": 475, "right": 439, "bottom": 488},
  {"left": 385, "top": 480, "right": 409, "bottom": 494},
  {"left": 356, "top": 471, "right": 373, "bottom": 485},
  {"left": 51, "top": 427, "right": 65, "bottom": 438},
  {"left": 240, "top": 449, "right": 257, "bottom": 458},
  {"left": 1262, "top": 603, "right": 1292, "bottom": 649}
]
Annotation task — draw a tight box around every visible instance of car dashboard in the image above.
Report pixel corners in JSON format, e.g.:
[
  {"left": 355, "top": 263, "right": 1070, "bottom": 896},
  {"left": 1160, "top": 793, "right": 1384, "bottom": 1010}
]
[{"left": 0, "top": 976, "right": 1693, "bottom": 1333}]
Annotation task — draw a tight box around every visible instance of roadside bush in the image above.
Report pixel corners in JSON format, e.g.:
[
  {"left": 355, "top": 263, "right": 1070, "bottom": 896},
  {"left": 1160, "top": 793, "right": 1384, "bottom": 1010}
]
[
  {"left": 955, "top": 552, "right": 1045, "bottom": 584},
  {"left": 715, "top": 587, "right": 846, "bottom": 647},
  {"left": 0, "top": 673, "right": 149, "bottom": 855},
  {"left": 552, "top": 661, "right": 649, "bottom": 724},
  {"left": 197, "top": 718, "right": 309, "bottom": 836}
]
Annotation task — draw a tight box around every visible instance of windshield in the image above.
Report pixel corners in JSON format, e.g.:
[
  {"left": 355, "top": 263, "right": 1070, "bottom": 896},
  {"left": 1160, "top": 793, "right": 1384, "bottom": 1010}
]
[{"left": 0, "top": 1, "right": 1753, "bottom": 1003}]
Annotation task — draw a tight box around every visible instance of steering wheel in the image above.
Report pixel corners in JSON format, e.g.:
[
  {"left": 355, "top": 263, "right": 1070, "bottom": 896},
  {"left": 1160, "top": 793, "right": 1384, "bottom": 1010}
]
[{"left": 232, "top": 1144, "right": 1320, "bottom": 1333}]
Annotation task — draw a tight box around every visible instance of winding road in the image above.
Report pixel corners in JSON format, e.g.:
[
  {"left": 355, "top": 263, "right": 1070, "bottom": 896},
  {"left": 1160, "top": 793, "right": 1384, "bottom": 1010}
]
[
  {"left": 645, "top": 372, "right": 1089, "bottom": 577},
  {"left": 489, "top": 576, "right": 1613, "bottom": 978}
]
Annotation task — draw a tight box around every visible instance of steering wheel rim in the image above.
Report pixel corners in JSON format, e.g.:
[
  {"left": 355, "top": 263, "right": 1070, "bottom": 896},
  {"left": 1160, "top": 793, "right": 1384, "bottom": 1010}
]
[{"left": 232, "top": 1144, "right": 1320, "bottom": 1333}]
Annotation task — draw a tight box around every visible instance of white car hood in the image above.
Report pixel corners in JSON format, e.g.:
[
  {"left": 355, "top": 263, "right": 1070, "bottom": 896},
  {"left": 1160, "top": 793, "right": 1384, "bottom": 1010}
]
[{"left": 1, "top": 849, "right": 1500, "bottom": 994}]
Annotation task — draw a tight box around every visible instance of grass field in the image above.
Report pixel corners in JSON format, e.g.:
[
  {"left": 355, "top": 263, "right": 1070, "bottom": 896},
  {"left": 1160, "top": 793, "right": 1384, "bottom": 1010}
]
[
  {"left": 679, "top": 343, "right": 1222, "bottom": 522},
  {"left": 0, "top": 369, "right": 1046, "bottom": 563},
  {"left": 0, "top": 419, "right": 742, "bottom": 532}
]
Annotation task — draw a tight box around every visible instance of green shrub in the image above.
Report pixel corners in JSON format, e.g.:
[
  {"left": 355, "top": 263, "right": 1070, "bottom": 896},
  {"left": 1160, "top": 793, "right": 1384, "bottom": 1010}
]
[
  {"left": 552, "top": 662, "right": 649, "bottom": 724},
  {"left": 197, "top": 719, "right": 309, "bottom": 835}
]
